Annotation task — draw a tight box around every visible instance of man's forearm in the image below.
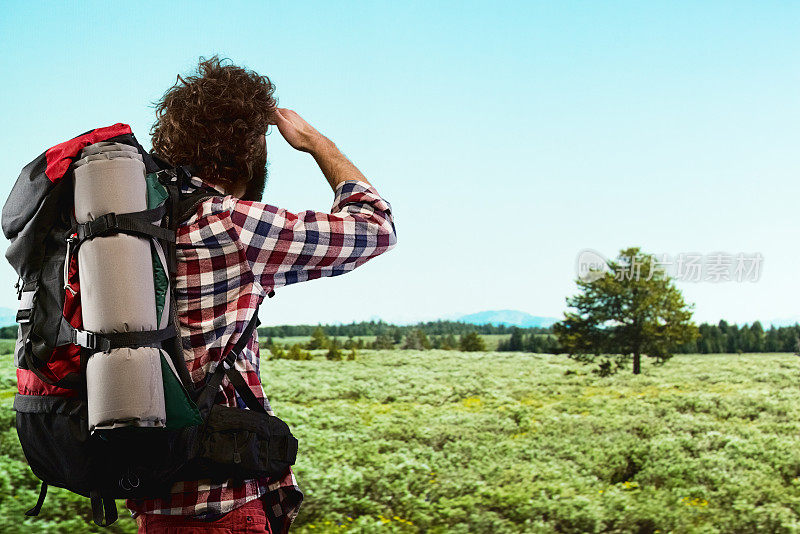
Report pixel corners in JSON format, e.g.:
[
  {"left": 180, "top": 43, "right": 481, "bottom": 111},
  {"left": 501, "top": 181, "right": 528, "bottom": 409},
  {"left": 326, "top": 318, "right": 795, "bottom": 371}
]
[
  {"left": 309, "top": 136, "right": 372, "bottom": 191},
  {"left": 269, "top": 107, "right": 373, "bottom": 191}
]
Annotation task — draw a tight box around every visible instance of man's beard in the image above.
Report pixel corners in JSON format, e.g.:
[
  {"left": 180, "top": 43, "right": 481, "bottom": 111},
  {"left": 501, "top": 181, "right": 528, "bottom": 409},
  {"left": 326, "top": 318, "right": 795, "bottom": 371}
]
[{"left": 242, "top": 144, "right": 268, "bottom": 201}]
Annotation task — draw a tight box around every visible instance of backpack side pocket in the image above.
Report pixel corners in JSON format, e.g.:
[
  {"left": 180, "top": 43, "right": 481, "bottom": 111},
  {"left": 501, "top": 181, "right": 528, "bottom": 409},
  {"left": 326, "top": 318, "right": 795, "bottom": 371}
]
[{"left": 13, "top": 394, "right": 93, "bottom": 496}]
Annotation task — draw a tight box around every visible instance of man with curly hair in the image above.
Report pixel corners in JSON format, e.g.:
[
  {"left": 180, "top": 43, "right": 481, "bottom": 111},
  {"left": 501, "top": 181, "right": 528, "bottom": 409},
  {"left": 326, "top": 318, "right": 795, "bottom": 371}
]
[{"left": 127, "top": 56, "right": 397, "bottom": 533}]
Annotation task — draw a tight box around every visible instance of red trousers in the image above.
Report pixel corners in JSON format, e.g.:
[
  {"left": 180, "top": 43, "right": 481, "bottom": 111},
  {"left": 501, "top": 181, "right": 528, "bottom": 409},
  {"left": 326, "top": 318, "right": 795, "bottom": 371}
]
[{"left": 135, "top": 497, "right": 272, "bottom": 533}]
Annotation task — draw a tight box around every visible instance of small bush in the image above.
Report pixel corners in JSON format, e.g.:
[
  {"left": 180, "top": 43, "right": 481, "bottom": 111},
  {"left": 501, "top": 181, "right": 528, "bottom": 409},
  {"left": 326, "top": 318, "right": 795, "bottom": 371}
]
[
  {"left": 326, "top": 339, "right": 343, "bottom": 361},
  {"left": 288, "top": 344, "right": 311, "bottom": 361}
]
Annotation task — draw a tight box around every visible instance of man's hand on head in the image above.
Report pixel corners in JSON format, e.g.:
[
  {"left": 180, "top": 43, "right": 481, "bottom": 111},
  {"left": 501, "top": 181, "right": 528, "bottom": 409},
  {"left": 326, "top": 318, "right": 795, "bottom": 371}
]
[{"left": 268, "top": 108, "right": 328, "bottom": 154}]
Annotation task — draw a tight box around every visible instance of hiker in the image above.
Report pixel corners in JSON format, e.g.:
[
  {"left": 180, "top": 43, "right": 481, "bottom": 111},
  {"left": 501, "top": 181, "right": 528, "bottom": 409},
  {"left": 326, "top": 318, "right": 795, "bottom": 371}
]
[{"left": 127, "top": 56, "right": 397, "bottom": 533}]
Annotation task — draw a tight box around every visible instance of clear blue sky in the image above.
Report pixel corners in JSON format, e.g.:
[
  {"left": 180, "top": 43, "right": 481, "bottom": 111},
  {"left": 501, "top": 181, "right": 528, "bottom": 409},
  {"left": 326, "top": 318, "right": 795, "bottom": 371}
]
[{"left": 1, "top": 1, "right": 798, "bottom": 326}]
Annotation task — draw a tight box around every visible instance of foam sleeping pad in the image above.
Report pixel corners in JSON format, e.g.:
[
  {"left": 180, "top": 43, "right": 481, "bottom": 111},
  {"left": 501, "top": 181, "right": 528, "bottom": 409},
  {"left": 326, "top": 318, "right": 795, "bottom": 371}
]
[{"left": 73, "top": 143, "right": 166, "bottom": 432}]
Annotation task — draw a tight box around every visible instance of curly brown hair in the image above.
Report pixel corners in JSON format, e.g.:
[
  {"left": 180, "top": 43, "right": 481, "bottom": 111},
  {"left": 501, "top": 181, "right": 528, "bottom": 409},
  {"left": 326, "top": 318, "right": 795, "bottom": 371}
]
[{"left": 151, "top": 55, "right": 277, "bottom": 198}]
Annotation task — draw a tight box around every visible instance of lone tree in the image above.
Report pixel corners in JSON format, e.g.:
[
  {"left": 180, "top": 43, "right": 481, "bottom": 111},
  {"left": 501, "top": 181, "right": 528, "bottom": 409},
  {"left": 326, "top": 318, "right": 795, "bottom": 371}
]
[
  {"left": 307, "top": 326, "right": 330, "bottom": 350},
  {"left": 553, "top": 247, "right": 698, "bottom": 375}
]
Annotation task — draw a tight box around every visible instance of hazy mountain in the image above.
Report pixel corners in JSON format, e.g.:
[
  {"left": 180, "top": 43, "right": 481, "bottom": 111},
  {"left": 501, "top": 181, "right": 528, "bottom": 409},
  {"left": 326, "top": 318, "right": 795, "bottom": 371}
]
[{"left": 456, "top": 310, "right": 558, "bottom": 328}]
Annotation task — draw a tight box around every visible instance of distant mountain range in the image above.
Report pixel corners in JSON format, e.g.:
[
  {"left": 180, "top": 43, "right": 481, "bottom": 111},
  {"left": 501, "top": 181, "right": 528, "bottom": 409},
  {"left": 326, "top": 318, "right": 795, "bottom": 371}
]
[{"left": 454, "top": 310, "right": 559, "bottom": 328}]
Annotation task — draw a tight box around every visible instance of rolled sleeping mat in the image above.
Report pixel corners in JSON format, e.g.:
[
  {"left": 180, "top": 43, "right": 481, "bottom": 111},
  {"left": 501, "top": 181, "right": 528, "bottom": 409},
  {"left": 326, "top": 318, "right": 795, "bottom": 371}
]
[
  {"left": 73, "top": 142, "right": 166, "bottom": 433},
  {"left": 85, "top": 347, "right": 166, "bottom": 429}
]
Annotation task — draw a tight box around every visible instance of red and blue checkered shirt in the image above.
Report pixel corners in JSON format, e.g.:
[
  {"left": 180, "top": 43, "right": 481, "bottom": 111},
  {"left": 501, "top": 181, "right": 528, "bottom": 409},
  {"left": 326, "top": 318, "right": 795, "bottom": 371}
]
[{"left": 125, "top": 175, "right": 396, "bottom": 532}]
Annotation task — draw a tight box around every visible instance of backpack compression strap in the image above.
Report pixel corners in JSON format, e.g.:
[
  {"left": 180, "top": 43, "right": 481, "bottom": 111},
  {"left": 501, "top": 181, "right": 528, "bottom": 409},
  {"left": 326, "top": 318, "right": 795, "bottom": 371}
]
[
  {"left": 195, "top": 311, "right": 265, "bottom": 415},
  {"left": 22, "top": 319, "right": 178, "bottom": 390},
  {"left": 90, "top": 489, "right": 118, "bottom": 527},
  {"left": 25, "top": 481, "right": 47, "bottom": 517},
  {"left": 67, "top": 204, "right": 176, "bottom": 262},
  {"left": 24, "top": 479, "right": 119, "bottom": 527},
  {"left": 73, "top": 205, "right": 175, "bottom": 243}
]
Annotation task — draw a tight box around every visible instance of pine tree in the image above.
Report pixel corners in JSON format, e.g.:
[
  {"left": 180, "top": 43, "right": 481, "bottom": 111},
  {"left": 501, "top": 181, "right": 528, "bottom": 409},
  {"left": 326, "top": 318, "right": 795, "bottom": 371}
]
[
  {"left": 307, "top": 326, "right": 330, "bottom": 350},
  {"left": 508, "top": 327, "right": 525, "bottom": 351},
  {"left": 750, "top": 321, "right": 765, "bottom": 352},
  {"left": 459, "top": 332, "right": 486, "bottom": 352},
  {"left": 392, "top": 328, "right": 404, "bottom": 344},
  {"left": 554, "top": 247, "right": 698, "bottom": 374},
  {"left": 766, "top": 327, "right": 780, "bottom": 352}
]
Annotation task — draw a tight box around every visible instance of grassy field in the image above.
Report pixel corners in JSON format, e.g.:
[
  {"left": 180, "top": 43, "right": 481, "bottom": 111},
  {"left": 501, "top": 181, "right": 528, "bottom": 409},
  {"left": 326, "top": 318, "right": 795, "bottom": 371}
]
[{"left": 1, "top": 348, "right": 799, "bottom": 532}]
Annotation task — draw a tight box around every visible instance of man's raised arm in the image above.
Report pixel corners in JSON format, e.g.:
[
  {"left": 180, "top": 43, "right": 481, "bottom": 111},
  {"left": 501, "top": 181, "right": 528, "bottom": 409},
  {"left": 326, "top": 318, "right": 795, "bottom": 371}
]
[{"left": 227, "top": 108, "right": 396, "bottom": 292}]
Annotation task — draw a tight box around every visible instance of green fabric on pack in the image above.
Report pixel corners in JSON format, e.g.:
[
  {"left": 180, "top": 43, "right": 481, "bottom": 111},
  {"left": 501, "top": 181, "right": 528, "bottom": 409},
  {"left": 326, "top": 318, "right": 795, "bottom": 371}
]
[
  {"left": 160, "top": 351, "right": 203, "bottom": 429},
  {"left": 146, "top": 172, "right": 169, "bottom": 207},
  {"left": 147, "top": 174, "right": 203, "bottom": 428},
  {"left": 146, "top": 173, "right": 169, "bottom": 325}
]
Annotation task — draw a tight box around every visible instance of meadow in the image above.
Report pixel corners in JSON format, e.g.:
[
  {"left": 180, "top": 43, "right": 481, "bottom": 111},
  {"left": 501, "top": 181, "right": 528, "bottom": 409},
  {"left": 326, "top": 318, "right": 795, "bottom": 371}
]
[{"left": 1, "top": 346, "right": 799, "bottom": 533}]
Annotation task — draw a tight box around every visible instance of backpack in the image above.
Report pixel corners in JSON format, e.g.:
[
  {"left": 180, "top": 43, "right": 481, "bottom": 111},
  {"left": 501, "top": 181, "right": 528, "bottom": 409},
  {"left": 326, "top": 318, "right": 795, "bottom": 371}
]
[{"left": 2, "top": 123, "right": 298, "bottom": 527}]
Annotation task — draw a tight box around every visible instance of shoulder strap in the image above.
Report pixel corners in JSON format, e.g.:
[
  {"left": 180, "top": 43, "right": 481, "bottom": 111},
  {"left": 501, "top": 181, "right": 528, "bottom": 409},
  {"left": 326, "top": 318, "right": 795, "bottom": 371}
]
[
  {"left": 154, "top": 177, "right": 223, "bottom": 400},
  {"left": 174, "top": 188, "right": 220, "bottom": 224},
  {"left": 195, "top": 311, "right": 263, "bottom": 415}
]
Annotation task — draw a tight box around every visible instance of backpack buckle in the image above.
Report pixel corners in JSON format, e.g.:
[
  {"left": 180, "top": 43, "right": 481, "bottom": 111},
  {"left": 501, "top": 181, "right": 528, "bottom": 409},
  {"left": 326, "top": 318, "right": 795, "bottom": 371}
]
[
  {"left": 72, "top": 329, "right": 96, "bottom": 349},
  {"left": 223, "top": 351, "right": 237, "bottom": 368},
  {"left": 95, "top": 212, "right": 118, "bottom": 235},
  {"left": 16, "top": 288, "right": 36, "bottom": 324},
  {"left": 155, "top": 168, "right": 178, "bottom": 185},
  {"left": 79, "top": 213, "right": 118, "bottom": 240}
]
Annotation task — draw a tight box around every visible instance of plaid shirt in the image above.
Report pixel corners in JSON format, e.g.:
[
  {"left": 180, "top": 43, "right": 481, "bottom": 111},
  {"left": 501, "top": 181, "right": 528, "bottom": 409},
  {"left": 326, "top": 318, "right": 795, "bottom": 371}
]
[{"left": 125, "top": 176, "right": 396, "bottom": 532}]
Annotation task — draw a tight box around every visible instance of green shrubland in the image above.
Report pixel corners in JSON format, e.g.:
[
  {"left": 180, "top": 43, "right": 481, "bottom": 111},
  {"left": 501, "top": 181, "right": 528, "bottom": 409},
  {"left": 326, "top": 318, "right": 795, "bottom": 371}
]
[{"left": 1, "top": 348, "right": 800, "bottom": 532}]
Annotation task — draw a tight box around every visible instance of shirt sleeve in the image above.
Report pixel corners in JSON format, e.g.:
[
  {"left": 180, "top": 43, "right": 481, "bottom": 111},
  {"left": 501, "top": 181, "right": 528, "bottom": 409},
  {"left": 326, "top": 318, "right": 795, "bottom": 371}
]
[{"left": 227, "top": 180, "right": 397, "bottom": 293}]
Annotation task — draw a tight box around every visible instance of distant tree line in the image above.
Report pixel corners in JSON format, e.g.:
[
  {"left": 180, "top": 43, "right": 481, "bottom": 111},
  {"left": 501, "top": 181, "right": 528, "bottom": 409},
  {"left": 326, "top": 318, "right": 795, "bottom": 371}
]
[
  {"left": 497, "top": 329, "right": 562, "bottom": 353},
  {"left": 267, "top": 326, "right": 358, "bottom": 360},
  {"left": 265, "top": 326, "right": 488, "bottom": 354},
  {"left": 673, "top": 321, "right": 800, "bottom": 354},
  {"left": 256, "top": 320, "right": 549, "bottom": 339},
  {"left": 0, "top": 326, "right": 15, "bottom": 339},
  {"left": 495, "top": 321, "right": 800, "bottom": 355},
  {"left": 393, "top": 329, "right": 486, "bottom": 352},
  {"left": 2, "top": 320, "right": 798, "bottom": 355}
]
